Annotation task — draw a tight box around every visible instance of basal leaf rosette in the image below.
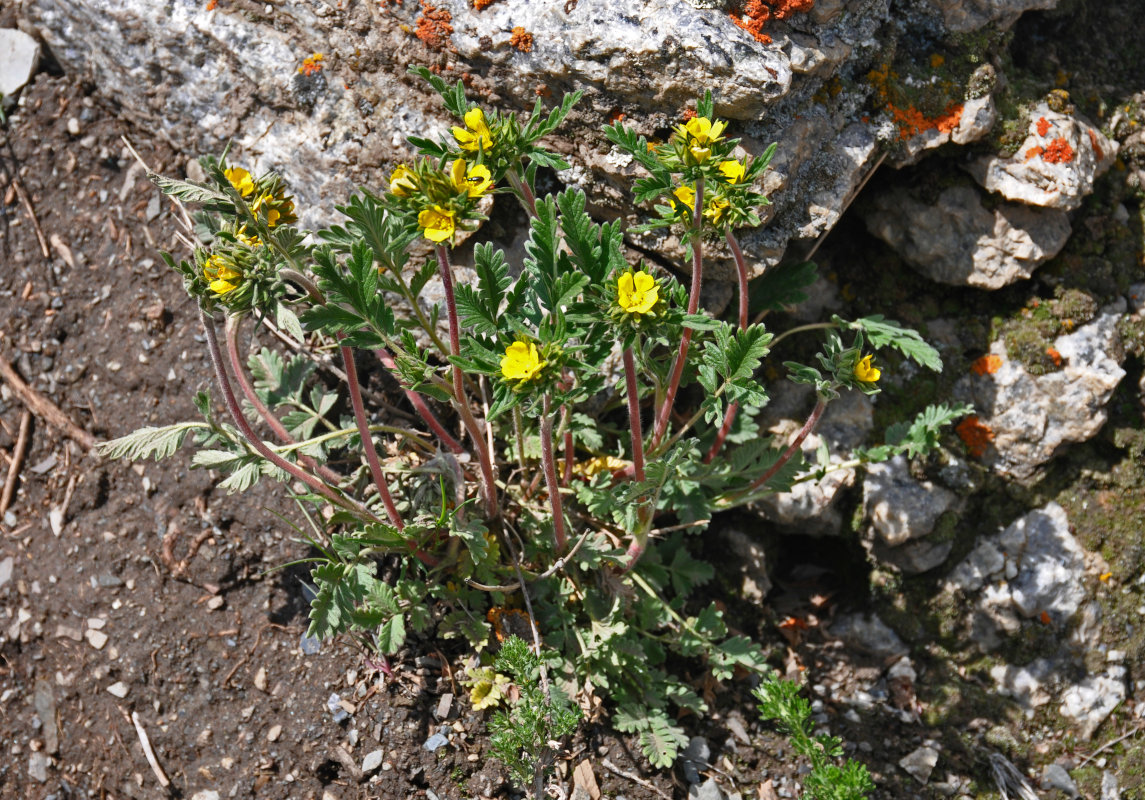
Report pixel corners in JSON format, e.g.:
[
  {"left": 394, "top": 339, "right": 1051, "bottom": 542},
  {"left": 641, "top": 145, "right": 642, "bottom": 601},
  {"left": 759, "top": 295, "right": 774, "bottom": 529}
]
[{"left": 383, "top": 156, "right": 495, "bottom": 244}]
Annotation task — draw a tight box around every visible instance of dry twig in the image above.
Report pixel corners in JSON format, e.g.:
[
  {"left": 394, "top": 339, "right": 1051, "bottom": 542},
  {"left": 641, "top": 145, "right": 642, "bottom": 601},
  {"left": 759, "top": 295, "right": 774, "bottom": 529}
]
[
  {"left": 127, "top": 710, "right": 171, "bottom": 789},
  {"left": 0, "top": 410, "right": 31, "bottom": 515},
  {"left": 601, "top": 758, "right": 671, "bottom": 800},
  {"left": 12, "top": 179, "right": 50, "bottom": 259},
  {"left": 0, "top": 353, "right": 96, "bottom": 450}
]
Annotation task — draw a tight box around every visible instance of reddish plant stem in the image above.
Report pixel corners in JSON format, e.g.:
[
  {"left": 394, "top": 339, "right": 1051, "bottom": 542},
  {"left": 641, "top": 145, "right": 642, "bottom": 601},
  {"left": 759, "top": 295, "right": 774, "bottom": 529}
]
[
  {"left": 540, "top": 394, "right": 567, "bottom": 552},
  {"left": 225, "top": 316, "right": 343, "bottom": 484},
  {"left": 562, "top": 429, "right": 574, "bottom": 487},
  {"left": 375, "top": 348, "right": 465, "bottom": 455},
  {"left": 506, "top": 166, "right": 538, "bottom": 218},
  {"left": 743, "top": 398, "right": 827, "bottom": 497},
  {"left": 704, "top": 228, "right": 750, "bottom": 464},
  {"left": 435, "top": 245, "right": 498, "bottom": 518},
  {"left": 199, "top": 307, "right": 371, "bottom": 520},
  {"left": 340, "top": 343, "right": 405, "bottom": 530},
  {"left": 622, "top": 346, "right": 646, "bottom": 482},
  {"left": 650, "top": 175, "right": 705, "bottom": 449}
]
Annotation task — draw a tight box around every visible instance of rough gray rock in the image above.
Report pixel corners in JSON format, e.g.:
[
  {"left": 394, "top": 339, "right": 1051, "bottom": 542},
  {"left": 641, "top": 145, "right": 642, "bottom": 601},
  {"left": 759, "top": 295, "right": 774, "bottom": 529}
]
[
  {"left": 862, "top": 456, "right": 961, "bottom": 573},
  {"left": 990, "top": 658, "right": 1056, "bottom": 709},
  {"left": 361, "top": 749, "right": 385, "bottom": 773},
  {"left": 1041, "top": 763, "right": 1080, "bottom": 798},
  {"left": 966, "top": 103, "right": 1117, "bottom": 211},
  {"left": 945, "top": 502, "right": 1088, "bottom": 650},
  {"left": 1101, "top": 770, "right": 1121, "bottom": 800},
  {"left": 899, "top": 745, "right": 940, "bottom": 784},
  {"left": 22, "top": 0, "right": 1062, "bottom": 281},
  {"left": 864, "top": 184, "right": 1071, "bottom": 289},
  {"left": 0, "top": 28, "right": 40, "bottom": 109},
  {"left": 1060, "top": 668, "right": 1127, "bottom": 740},
  {"left": 719, "top": 528, "right": 773, "bottom": 602},
  {"left": 829, "top": 612, "right": 908, "bottom": 659},
  {"left": 954, "top": 302, "right": 1127, "bottom": 479},
  {"left": 689, "top": 777, "right": 728, "bottom": 800}
]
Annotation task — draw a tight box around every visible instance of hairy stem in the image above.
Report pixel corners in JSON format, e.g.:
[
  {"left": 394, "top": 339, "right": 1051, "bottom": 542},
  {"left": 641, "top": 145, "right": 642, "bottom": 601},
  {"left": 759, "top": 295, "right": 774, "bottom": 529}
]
[
  {"left": 704, "top": 227, "right": 750, "bottom": 464},
  {"left": 340, "top": 343, "right": 405, "bottom": 529},
  {"left": 650, "top": 175, "right": 705, "bottom": 449},
  {"left": 733, "top": 398, "right": 828, "bottom": 504},
  {"left": 200, "top": 307, "right": 372, "bottom": 520},
  {"left": 622, "top": 346, "right": 646, "bottom": 482},
  {"left": 225, "top": 315, "right": 344, "bottom": 485},
  {"left": 540, "top": 394, "right": 567, "bottom": 552},
  {"left": 505, "top": 165, "right": 538, "bottom": 218},
  {"left": 375, "top": 349, "right": 465, "bottom": 455},
  {"left": 436, "top": 244, "right": 498, "bottom": 518}
]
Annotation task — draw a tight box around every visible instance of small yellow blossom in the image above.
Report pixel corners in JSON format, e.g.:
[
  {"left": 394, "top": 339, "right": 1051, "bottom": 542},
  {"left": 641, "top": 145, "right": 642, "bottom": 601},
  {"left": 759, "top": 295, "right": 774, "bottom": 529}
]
[
  {"left": 450, "top": 158, "right": 494, "bottom": 198},
  {"left": 854, "top": 354, "right": 881, "bottom": 382},
  {"left": 251, "top": 191, "right": 296, "bottom": 227},
  {"left": 500, "top": 341, "right": 545, "bottom": 383},
  {"left": 464, "top": 667, "right": 510, "bottom": 710},
  {"left": 417, "top": 205, "right": 456, "bottom": 242},
  {"left": 224, "top": 166, "right": 255, "bottom": 197},
  {"left": 452, "top": 107, "right": 494, "bottom": 152},
  {"left": 234, "top": 226, "right": 261, "bottom": 248},
  {"left": 204, "top": 254, "right": 241, "bottom": 295},
  {"left": 718, "top": 159, "right": 746, "bottom": 183},
  {"left": 617, "top": 270, "right": 659, "bottom": 315},
  {"left": 389, "top": 164, "right": 417, "bottom": 197},
  {"left": 672, "top": 185, "right": 696, "bottom": 211},
  {"left": 704, "top": 197, "right": 730, "bottom": 225},
  {"left": 572, "top": 455, "right": 631, "bottom": 478},
  {"left": 679, "top": 116, "right": 727, "bottom": 162}
]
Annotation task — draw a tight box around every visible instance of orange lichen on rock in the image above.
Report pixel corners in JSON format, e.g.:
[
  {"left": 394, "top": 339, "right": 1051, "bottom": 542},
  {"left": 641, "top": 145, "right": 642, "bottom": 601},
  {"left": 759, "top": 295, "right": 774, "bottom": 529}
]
[
  {"left": 206, "top": 0, "right": 218, "bottom": 9},
  {"left": 415, "top": 0, "right": 453, "bottom": 50},
  {"left": 1026, "top": 145, "right": 1045, "bottom": 161},
  {"left": 1046, "top": 347, "right": 1062, "bottom": 367},
  {"left": 1088, "top": 129, "right": 1104, "bottom": 160},
  {"left": 956, "top": 416, "right": 995, "bottom": 458},
  {"left": 971, "top": 354, "right": 1003, "bottom": 376},
  {"left": 729, "top": 0, "right": 772, "bottom": 44},
  {"left": 889, "top": 102, "right": 962, "bottom": 140},
  {"left": 472, "top": 0, "right": 496, "bottom": 8},
  {"left": 298, "top": 53, "right": 324, "bottom": 76},
  {"left": 770, "top": 0, "right": 814, "bottom": 19},
  {"left": 509, "top": 26, "right": 534, "bottom": 52},
  {"left": 1036, "top": 116, "right": 1051, "bottom": 137},
  {"left": 1043, "top": 137, "right": 1074, "bottom": 164}
]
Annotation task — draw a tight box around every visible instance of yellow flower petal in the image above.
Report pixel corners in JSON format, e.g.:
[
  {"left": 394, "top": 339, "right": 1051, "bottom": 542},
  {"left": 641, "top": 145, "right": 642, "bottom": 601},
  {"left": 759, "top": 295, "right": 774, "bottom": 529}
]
[
  {"left": 224, "top": 166, "right": 255, "bottom": 197},
  {"left": 718, "top": 159, "right": 746, "bottom": 183},
  {"left": 389, "top": 164, "right": 416, "bottom": 197},
  {"left": 418, "top": 205, "right": 456, "bottom": 242},
  {"left": 500, "top": 341, "right": 545, "bottom": 382},
  {"left": 854, "top": 354, "right": 881, "bottom": 382},
  {"left": 672, "top": 185, "right": 696, "bottom": 211},
  {"left": 453, "top": 107, "right": 494, "bottom": 152},
  {"left": 617, "top": 270, "right": 658, "bottom": 315}
]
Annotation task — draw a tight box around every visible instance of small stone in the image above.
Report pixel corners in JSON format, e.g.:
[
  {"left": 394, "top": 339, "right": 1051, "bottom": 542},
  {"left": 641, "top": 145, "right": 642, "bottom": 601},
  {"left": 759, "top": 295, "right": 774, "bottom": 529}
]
[
  {"left": 66, "top": 117, "right": 81, "bottom": 135},
  {"left": 87, "top": 617, "right": 106, "bottom": 630},
  {"left": 196, "top": 728, "right": 212, "bottom": 746},
  {"left": 726, "top": 715, "right": 751, "bottom": 745},
  {"left": 362, "top": 749, "right": 384, "bottom": 773},
  {"left": 106, "top": 682, "right": 129, "bottom": 698},
  {"left": 1041, "top": 763, "right": 1079, "bottom": 798},
  {"left": 300, "top": 635, "right": 321, "bottom": 654},
  {"left": 85, "top": 629, "right": 108, "bottom": 650},
  {"left": 206, "top": 596, "right": 225, "bottom": 611},
  {"left": 899, "top": 746, "right": 939, "bottom": 784},
  {"left": 0, "top": 29, "right": 41, "bottom": 108},
  {"left": 0, "top": 556, "right": 13, "bottom": 588},
  {"left": 434, "top": 693, "right": 453, "bottom": 720},
  {"left": 267, "top": 724, "right": 281, "bottom": 742},
  {"left": 28, "top": 750, "right": 49, "bottom": 783},
  {"left": 1101, "top": 771, "right": 1120, "bottom": 800},
  {"left": 688, "top": 777, "right": 726, "bottom": 800},
  {"left": 253, "top": 667, "right": 268, "bottom": 692},
  {"left": 423, "top": 733, "right": 449, "bottom": 752},
  {"left": 96, "top": 574, "right": 123, "bottom": 588},
  {"left": 681, "top": 736, "right": 711, "bottom": 784},
  {"left": 33, "top": 681, "right": 58, "bottom": 755},
  {"left": 55, "top": 625, "right": 83, "bottom": 641},
  {"left": 190, "top": 792, "right": 220, "bottom": 800}
]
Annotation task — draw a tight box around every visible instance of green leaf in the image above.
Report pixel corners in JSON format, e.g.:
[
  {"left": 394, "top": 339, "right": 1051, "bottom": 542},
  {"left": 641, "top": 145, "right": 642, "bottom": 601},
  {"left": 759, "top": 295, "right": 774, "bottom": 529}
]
[
  {"left": 844, "top": 315, "right": 942, "bottom": 372},
  {"left": 376, "top": 614, "right": 406, "bottom": 654},
  {"left": 150, "top": 173, "right": 229, "bottom": 205},
  {"left": 96, "top": 423, "right": 204, "bottom": 461},
  {"left": 639, "top": 713, "right": 689, "bottom": 768}
]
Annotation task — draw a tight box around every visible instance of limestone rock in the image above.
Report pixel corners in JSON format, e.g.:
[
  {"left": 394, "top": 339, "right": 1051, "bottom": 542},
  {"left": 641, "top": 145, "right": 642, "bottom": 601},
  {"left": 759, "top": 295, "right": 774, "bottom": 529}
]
[
  {"left": 945, "top": 502, "right": 1088, "bottom": 650},
  {"left": 0, "top": 28, "right": 40, "bottom": 109},
  {"left": 990, "top": 658, "right": 1056, "bottom": 709},
  {"left": 966, "top": 102, "right": 1117, "bottom": 211},
  {"left": 953, "top": 302, "right": 1127, "bottom": 479},
  {"left": 1060, "top": 668, "right": 1127, "bottom": 740},
  {"left": 925, "top": 0, "right": 1057, "bottom": 33},
  {"left": 864, "top": 183, "right": 1070, "bottom": 289},
  {"left": 899, "top": 745, "right": 939, "bottom": 784},
  {"left": 829, "top": 612, "right": 908, "bottom": 659},
  {"left": 862, "top": 456, "right": 961, "bottom": 573}
]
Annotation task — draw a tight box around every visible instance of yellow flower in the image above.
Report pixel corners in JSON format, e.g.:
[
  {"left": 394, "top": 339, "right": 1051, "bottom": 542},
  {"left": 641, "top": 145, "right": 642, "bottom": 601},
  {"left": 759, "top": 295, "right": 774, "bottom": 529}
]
[
  {"left": 672, "top": 185, "right": 696, "bottom": 211},
  {"left": 718, "top": 159, "right": 746, "bottom": 183},
  {"left": 224, "top": 166, "right": 255, "bottom": 197},
  {"left": 854, "top": 354, "right": 881, "bottom": 383},
  {"left": 464, "top": 667, "right": 510, "bottom": 711},
  {"left": 251, "top": 192, "right": 296, "bottom": 228},
  {"left": 572, "top": 455, "right": 631, "bottom": 478},
  {"left": 679, "top": 116, "right": 727, "bottom": 162},
  {"left": 617, "top": 270, "right": 659, "bottom": 315},
  {"left": 450, "top": 158, "right": 494, "bottom": 198},
  {"left": 452, "top": 107, "right": 494, "bottom": 152},
  {"left": 234, "top": 226, "right": 261, "bottom": 248},
  {"left": 704, "top": 197, "right": 730, "bottom": 225},
  {"left": 417, "top": 205, "right": 456, "bottom": 242},
  {"left": 500, "top": 341, "right": 545, "bottom": 383},
  {"left": 204, "top": 254, "right": 241, "bottom": 295},
  {"left": 389, "top": 164, "right": 417, "bottom": 197}
]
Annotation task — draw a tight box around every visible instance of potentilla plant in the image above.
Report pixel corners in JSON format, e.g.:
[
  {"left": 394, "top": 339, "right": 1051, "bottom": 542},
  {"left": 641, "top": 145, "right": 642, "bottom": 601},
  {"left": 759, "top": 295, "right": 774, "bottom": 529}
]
[{"left": 99, "top": 67, "right": 968, "bottom": 783}]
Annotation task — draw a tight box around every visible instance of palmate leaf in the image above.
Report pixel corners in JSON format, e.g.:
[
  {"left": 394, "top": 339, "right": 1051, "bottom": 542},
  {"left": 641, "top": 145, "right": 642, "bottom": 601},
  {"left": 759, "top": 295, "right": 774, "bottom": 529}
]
[
  {"left": 96, "top": 422, "right": 205, "bottom": 461},
  {"left": 842, "top": 315, "right": 942, "bottom": 371}
]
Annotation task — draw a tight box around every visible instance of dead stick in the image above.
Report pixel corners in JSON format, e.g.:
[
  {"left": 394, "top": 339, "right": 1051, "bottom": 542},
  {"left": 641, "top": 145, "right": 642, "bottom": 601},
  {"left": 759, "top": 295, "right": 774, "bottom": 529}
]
[
  {"left": 130, "top": 711, "right": 171, "bottom": 789},
  {"left": 0, "top": 353, "right": 96, "bottom": 450},
  {"left": 0, "top": 411, "right": 31, "bottom": 515},
  {"left": 12, "top": 180, "right": 50, "bottom": 259},
  {"left": 601, "top": 759, "right": 671, "bottom": 800}
]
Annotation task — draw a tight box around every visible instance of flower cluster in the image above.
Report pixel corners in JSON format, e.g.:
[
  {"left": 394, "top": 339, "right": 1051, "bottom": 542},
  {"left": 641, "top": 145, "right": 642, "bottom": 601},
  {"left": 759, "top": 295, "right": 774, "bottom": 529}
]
[
  {"left": 385, "top": 156, "right": 495, "bottom": 242},
  {"left": 225, "top": 166, "right": 297, "bottom": 228}
]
